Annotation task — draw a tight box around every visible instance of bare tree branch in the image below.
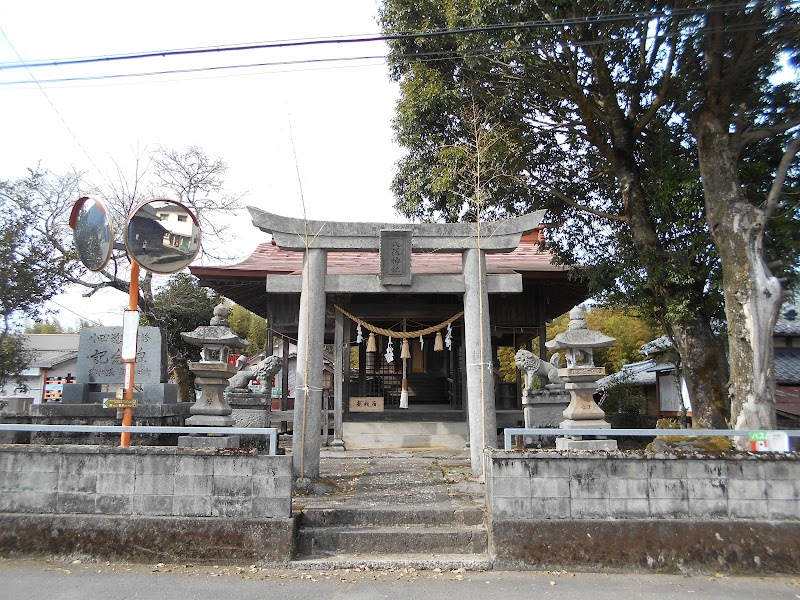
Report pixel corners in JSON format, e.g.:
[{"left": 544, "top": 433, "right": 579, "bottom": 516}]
[
  {"left": 549, "top": 188, "right": 628, "bottom": 223},
  {"left": 763, "top": 133, "right": 800, "bottom": 221},
  {"left": 740, "top": 114, "right": 800, "bottom": 147}
]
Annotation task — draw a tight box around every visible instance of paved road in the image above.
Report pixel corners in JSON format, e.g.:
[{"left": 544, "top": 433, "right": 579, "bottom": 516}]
[{"left": 1, "top": 558, "right": 798, "bottom": 599}]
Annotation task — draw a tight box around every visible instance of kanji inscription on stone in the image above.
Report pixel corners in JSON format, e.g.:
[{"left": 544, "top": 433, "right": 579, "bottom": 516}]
[
  {"left": 76, "top": 326, "right": 168, "bottom": 384},
  {"left": 379, "top": 229, "right": 412, "bottom": 285}
]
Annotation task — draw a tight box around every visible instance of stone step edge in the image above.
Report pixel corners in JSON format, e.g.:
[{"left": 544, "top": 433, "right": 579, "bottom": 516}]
[
  {"left": 299, "top": 507, "right": 485, "bottom": 527},
  {"left": 297, "top": 525, "right": 487, "bottom": 536},
  {"left": 290, "top": 553, "right": 493, "bottom": 572}
]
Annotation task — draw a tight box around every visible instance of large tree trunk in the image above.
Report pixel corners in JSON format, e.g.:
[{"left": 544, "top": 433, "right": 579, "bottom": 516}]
[
  {"left": 669, "top": 315, "right": 730, "bottom": 428},
  {"left": 695, "top": 113, "right": 781, "bottom": 431},
  {"left": 614, "top": 160, "right": 730, "bottom": 428}
]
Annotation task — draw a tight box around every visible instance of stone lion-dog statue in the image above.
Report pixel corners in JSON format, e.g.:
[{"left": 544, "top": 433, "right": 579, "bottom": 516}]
[
  {"left": 514, "top": 349, "right": 562, "bottom": 396},
  {"left": 227, "top": 354, "right": 283, "bottom": 393}
]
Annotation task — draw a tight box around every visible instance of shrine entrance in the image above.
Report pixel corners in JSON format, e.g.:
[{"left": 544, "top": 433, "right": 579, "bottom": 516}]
[{"left": 192, "top": 208, "right": 587, "bottom": 478}]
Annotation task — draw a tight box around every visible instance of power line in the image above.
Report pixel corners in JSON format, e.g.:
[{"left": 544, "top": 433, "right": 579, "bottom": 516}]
[
  {"left": 0, "top": 14, "right": 792, "bottom": 89},
  {"left": 0, "top": 54, "right": 389, "bottom": 86},
  {"left": 0, "top": 3, "right": 760, "bottom": 72},
  {"left": 0, "top": 25, "right": 102, "bottom": 177}
]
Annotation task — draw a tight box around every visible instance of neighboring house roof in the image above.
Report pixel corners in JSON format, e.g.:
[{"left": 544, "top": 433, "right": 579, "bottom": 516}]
[
  {"left": 775, "top": 347, "right": 800, "bottom": 384},
  {"left": 597, "top": 359, "right": 658, "bottom": 390},
  {"left": 777, "top": 387, "right": 800, "bottom": 418},
  {"left": 639, "top": 335, "right": 672, "bottom": 357},
  {"left": 20, "top": 334, "right": 80, "bottom": 371},
  {"left": 774, "top": 296, "right": 799, "bottom": 336},
  {"left": 27, "top": 350, "right": 78, "bottom": 370}
]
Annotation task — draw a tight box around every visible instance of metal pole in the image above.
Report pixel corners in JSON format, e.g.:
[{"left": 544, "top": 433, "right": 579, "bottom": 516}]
[{"left": 121, "top": 260, "right": 139, "bottom": 447}]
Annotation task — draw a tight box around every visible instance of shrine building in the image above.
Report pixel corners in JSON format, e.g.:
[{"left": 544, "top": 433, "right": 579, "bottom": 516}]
[{"left": 191, "top": 208, "right": 587, "bottom": 477}]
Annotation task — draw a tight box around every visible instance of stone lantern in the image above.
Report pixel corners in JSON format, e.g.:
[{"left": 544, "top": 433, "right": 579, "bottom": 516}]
[
  {"left": 546, "top": 305, "right": 617, "bottom": 451},
  {"left": 178, "top": 304, "right": 249, "bottom": 447}
]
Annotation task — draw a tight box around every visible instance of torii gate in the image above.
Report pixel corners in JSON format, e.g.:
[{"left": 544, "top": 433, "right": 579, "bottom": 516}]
[{"left": 249, "top": 207, "right": 546, "bottom": 480}]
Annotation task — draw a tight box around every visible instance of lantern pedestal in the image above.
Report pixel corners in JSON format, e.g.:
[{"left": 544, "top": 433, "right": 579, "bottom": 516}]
[
  {"left": 546, "top": 306, "right": 618, "bottom": 452},
  {"left": 178, "top": 304, "right": 249, "bottom": 448}
]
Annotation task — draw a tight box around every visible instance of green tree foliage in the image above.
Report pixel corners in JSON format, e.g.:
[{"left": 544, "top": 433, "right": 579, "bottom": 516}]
[
  {"left": 24, "top": 319, "right": 66, "bottom": 334},
  {"left": 228, "top": 304, "right": 252, "bottom": 340},
  {"left": 149, "top": 273, "right": 221, "bottom": 360},
  {"left": 497, "top": 307, "right": 660, "bottom": 383},
  {"left": 0, "top": 334, "right": 30, "bottom": 393},
  {"left": 227, "top": 303, "right": 269, "bottom": 355},
  {"left": 600, "top": 381, "right": 648, "bottom": 417},
  {"left": 247, "top": 315, "right": 268, "bottom": 351},
  {"left": 379, "top": 0, "right": 798, "bottom": 427},
  {"left": 0, "top": 176, "right": 71, "bottom": 387},
  {"left": 671, "top": 2, "right": 800, "bottom": 431}
]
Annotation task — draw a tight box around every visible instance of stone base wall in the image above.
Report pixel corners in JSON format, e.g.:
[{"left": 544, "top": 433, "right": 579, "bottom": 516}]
[
  {"left": 486, "top": 450, "right": 800, "bottom": 572},
  {"left": 490, "top": 519, "right": 800, "bottom": 573},
  {"left": 0, "top": 445, "right": 292, "bottom": 519},
  {"left": 0, "top": 513, "right": 298, "bottom": 565},
  {"left": 29, "top": 403, "right": 191, "bottom": 445}
]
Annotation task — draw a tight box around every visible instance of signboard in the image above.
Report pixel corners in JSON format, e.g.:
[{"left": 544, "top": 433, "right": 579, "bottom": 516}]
[
  {"left": 349, "top": 396, "right": 384, "bottom": 412},
  {"left": 103, "top": 397, "right": 138, "bottom": 409},
  {"left": 749, "top": 430, "right": 790, "bottom": 453},
  {"left": 121, "top": 310, "right": 140, "bottom": 362}
]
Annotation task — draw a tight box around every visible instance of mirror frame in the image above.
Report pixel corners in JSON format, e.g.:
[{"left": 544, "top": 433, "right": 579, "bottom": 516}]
[
  {"left": 124, "top": 198, "right": 202, "bottom": 274},
  {"left": 69, "top": 196, "right": 115, "bottom": 272}
]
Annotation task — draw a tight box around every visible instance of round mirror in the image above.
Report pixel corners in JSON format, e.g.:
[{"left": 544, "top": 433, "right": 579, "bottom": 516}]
[
  {"left": 69, "top": 196, "right": 115, "bottom": 272},
  {"left": 125, "top": 199, "right": 201, "bottom": 274}
]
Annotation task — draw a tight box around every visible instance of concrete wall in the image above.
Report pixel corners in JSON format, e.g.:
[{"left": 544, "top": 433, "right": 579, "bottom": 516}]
[
  {"left": 0, "top": 445, "right": 296, "bottom": 564},
  {"left": 0, "top": 445, "right": 292, "bottom": 519},
  {"left": 487, "top": 451, "right": 800, "bottom": 573}
]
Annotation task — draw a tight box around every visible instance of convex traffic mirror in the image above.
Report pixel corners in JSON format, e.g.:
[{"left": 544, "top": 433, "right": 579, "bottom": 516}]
[
  {"left": 69, "top": 196, "right": 114, "bottom": 272},
  {"left": 125, "top": 199, "right": 201, "bottom": 274}
]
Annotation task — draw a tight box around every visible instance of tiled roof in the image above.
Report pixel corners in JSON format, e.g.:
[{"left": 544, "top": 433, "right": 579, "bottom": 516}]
[
  {"left": 597, "top": 359, "right": 658, "bottom": 389},
  {"left": 191, "top": 232, "right": 563, "bottom": 279},
  {"left": 28, "top": 350, "right": 78, "bottom": 369},
  {"left": 777, "top": 386, "right": 800, "bottom": 417},
  {"left": 775, "top": 347, "right": 800, "bottom": 384},
  {"left": 775, "top": 295, "right": 800, "bottom": 336},
  {"left": 639, "top": 336, "right": 672, "bottom": 356}
]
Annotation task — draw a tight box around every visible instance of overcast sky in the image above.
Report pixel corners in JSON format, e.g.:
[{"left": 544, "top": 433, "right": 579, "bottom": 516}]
[{"left": 1, "top": 0, "right": 405, "bottom": 326}]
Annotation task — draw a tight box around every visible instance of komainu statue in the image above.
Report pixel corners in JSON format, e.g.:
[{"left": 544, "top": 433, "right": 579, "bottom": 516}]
[
  {"left": 514, "top": 349, "right": 562, "bottom": 395},
  {"left": 227, "top": 355, "right": 283, "bottom": 393}
]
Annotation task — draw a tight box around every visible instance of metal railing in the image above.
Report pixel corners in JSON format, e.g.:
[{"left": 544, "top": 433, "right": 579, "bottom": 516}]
[
  {"left": 0, "top": 424, "right": 279, "bottom": 456},
  {"left": 503, "top": 427, "right": 800, "bottom": 452}
]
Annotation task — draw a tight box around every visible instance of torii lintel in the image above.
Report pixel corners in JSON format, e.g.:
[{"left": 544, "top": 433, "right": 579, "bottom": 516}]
[{"left": 248, "top": 207, "right": 546, "bottom": 253}]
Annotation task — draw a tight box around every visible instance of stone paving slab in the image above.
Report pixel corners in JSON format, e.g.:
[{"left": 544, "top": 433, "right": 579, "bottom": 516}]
[{"left": 297, "top": 449, "right": 485, "bottom": 510}]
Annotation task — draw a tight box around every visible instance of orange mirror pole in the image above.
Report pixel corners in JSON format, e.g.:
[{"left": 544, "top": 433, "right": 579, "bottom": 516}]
[{"left": 121, "top": 260, "right": 140, "bottom": 447}]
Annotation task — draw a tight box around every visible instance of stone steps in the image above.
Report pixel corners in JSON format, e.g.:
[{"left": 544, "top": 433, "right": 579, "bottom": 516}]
[{"left": 292, "top": 506, "right": 489, "bottom": 569}]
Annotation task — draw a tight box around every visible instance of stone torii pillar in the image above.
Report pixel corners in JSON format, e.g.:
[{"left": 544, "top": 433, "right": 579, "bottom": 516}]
[
  {"left": 462, "top": 248, "right": 497, "bottom": 475},
  {"left": 293, "top": 247, "right": 327, "bottom": 481},
  {"left": 249, "top": 208, "right": 546, "bottom": 479}
]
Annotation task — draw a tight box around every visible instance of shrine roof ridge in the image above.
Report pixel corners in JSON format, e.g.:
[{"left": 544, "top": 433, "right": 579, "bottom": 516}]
[{"left": 248, "top": 207, "right": 546, "bottom": 252}]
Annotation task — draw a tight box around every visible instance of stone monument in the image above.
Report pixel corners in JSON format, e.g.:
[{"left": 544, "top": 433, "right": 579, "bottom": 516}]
[
  {"left": 30, "top": 326, "right": 187, "bottom": 445},
  {"left": 62, "top": 326, "right": 176, "bottom": 404},
  {"left": 546, "top": 305, "right": 618, "bottom": 451},
  {"left": 178, "top": 304, "right": 249, "bottom": 448}
]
